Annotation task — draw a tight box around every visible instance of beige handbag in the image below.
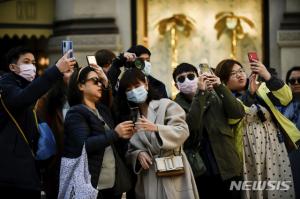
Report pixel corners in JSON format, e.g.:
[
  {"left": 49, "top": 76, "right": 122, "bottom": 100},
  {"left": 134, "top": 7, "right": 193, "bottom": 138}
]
[{"left": 152, "top": 148, "right": 185, "bottom": 177}]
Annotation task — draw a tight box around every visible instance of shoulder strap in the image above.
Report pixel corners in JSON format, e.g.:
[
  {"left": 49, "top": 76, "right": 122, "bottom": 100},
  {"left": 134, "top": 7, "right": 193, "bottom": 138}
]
[{"left": 0, "top": 92, "right": 35, "bottom": 157}]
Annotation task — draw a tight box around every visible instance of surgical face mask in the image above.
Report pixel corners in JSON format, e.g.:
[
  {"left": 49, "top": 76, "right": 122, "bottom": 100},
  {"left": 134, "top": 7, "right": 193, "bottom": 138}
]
[
  {"left": 18, "top": 64, "right": 36, "bottom": 82},
  {"left": 142, "top": 61, "right": 151, "bottom": 76},
  {"left": 177, "top": 76, "right": 198, "bottom": 95},
  {"left": 126, "top": 85, "right": 148, "bottom": 104}
]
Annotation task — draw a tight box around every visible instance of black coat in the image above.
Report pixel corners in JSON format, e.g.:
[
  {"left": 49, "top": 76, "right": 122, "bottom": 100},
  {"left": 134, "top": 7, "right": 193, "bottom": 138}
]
[
  {"left": 0, "top": 67, "right": 63, "bottom": 190},
  {"left": 107, "top": 54, "right": 168, "bottom": 98},
  {"left": 63, "top": 104, "right": 122, "bottom": 187}
]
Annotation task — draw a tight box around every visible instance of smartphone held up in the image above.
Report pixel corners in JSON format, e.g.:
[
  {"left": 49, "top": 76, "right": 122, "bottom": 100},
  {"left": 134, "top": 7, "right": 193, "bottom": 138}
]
[
  {"left": 198, "top": 58, "right": 213, "bottom": 76},
  {"left": 248, "top": 52, "right": 259, "bottom": 63},
  {"left": 62, "top": 40, "right": 75, "bottom": 59},
  {"left": 86, "top": 55, "right": 97, "bottom": 66}
]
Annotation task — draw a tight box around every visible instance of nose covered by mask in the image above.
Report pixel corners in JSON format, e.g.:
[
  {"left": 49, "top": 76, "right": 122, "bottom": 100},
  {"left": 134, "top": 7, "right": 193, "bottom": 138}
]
[
  {"left": 177, "top": 76, "right": 198, "bottom": 95},
  {"left": 18, "top": 64, "right": 36, "bottom": 82},
  {"left": 126, "top": 85, "right": 148, "bottom": 104},
  {"left": 142, "top": 61, "right": 151, "bottom": 76}
]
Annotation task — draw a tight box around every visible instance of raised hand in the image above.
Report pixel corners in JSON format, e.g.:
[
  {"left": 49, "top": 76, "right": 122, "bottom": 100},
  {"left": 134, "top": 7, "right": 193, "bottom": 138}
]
[
  {"left": 89, "top": 63, "right": 109, "bottom": 88},
  {"left": 198, "top": 74, "right": 210, "bottom": 91},
  {"left": 250, "top": 60, "right": 271, "bottom": 81},
  {"left": 206, "top": 73, "right": 221, "bottom": 88},
  {"left": 123, "top": 52, "right": 136, "bottom": 62},
  {"left": 249, "top": 73, "right": 261, "bottom": 95},
  {"left": 56, "top": 50, "right": 76, "bottom": 73}
]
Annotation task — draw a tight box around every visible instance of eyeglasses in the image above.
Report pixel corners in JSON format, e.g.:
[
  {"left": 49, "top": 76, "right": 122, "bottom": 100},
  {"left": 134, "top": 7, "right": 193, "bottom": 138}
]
[
  {"left": 85, "top": 77, "right": 102, "bottom": 85},
  {"left": 288, "top": 77, "right": 300, "bottom": 85},
  {"left": 176, "top": 73, "right": 196, "bottom": 83},
  {"left": 230, "top": 68, "right": 245, "bottom": 78}
]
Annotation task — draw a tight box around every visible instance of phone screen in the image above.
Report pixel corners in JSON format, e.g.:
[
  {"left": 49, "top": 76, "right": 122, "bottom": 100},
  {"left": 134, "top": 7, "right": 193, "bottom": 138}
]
[
  {"left": 199, "top": 63, "right": 213, "bottom": 75},
  {"left": 62, "top": 40, "right": 74, "bottom": 59},
  {"left": 86, "top": 55, "right": 97, "bottom": 65},
  {"left": 248, "top": 52, "right": 259, "bottom": 63}
]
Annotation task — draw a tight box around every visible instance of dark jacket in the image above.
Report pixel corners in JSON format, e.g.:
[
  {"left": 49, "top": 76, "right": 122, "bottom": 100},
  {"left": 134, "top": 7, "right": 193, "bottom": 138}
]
[
  {"left": 174, "top": 84, "right": 245, "bottom": 180},
  {"left": 107, "top": 53, "right": 168, "bottom": 98},
  {"left": 63, "top": 104, "right": 121, "bottom": 187},
  {"left": 0, "top": 66, "right": 63, "bottom": 190}
]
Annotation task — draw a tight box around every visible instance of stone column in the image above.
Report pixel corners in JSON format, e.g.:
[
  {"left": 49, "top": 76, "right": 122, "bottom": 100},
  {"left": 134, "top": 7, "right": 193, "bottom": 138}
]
[
  {"left": 48, "top": 0, "right": 121, "bottom": 67},
  {"left": 277, "top": 0, "right": 300, "bottom": 80}
]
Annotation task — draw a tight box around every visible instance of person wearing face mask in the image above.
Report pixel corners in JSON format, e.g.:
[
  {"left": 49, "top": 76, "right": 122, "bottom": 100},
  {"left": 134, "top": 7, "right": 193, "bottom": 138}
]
[
  {"left": 173, "top": 63, "right": 245, "bottom": 199},
  {"left": 115, "top": 68, "right": 198, "bottom": 199},
  {"left": 107, "top": 45, "right": 168, "bottom": 98},
  {"left": 0, "top": 46, "right": 75, "bottom": 198}
]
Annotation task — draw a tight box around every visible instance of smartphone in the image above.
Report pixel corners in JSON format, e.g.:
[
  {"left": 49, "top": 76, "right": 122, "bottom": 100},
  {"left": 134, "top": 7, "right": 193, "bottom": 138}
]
[
  {"left": 86, "top": 55, "right": 97, "bottom": 66},
  {"left": 199, "top": 64, "right": 214, "bottom": 76},
  {"left": 62, "top": 40, "right": 74, "bottom": 59},
  {"left": 248, "top": 52, "right": 261, "bottom": 77},
  {"left": 248, "top": 52, "right": 259, "bottom": 63},
  {"left": 130, "top": 107, "right": 140, "bottom": 123}
]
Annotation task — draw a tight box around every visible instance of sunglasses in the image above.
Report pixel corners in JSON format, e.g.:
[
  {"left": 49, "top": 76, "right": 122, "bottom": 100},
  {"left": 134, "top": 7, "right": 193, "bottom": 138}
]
[
  {"left": 85, "top": 77, "right": 102, "bottom": 85},
  {"left": 176, "top": 73, "right": 196, "bottom": 83},
  {"left": 288, "top": 77, "right": 300, "bottom": 85}
]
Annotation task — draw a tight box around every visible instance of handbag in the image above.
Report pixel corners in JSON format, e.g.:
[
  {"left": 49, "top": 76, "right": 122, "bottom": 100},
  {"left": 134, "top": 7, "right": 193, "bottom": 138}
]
[
  {"left": 185, "top": 148, "right": 206, "bottom": 178},
  {"left": 0, "top": 94, "right": 56, "bottom": 160},
  {"left": 58, "top": 144, "right": 98, "bottom": 199},
  {"left": 35, "top": 122, "right": 56, "bottom": 160},
  {"left": 153, "top": 148, "right": 185, "bottom": 177}
]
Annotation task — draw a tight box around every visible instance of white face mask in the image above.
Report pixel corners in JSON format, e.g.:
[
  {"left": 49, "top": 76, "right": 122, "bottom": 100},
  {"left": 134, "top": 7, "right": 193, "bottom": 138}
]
[
  {"left": 18, "top": 64, "right": 36, "bottom": 82},
  {"left": 177, "top": 77, "right": 198, "bottom": 95},
  {"left": 126, "top": 85, "right": 148, "bottom": 104},
  {"left": 142, "top": 61, "right": 151, "bottom": 76}
]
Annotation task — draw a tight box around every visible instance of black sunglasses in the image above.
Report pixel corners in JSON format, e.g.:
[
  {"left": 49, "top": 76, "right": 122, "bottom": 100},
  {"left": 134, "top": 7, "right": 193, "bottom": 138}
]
[
  {"left": 85, "top": 77, "right": 102, "bottom": 85},
  {"left": 288, "top": 77, "right": 300, "bottom": 85},
  {"left": 177, "top": 73, "right": 196, "bottom": 83}
]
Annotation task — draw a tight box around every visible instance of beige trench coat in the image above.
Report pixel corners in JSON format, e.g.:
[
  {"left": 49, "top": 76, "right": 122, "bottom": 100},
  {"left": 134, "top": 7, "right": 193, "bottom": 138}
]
[{"left": 127, "top": 98, "right": 199, "bottom": 199}]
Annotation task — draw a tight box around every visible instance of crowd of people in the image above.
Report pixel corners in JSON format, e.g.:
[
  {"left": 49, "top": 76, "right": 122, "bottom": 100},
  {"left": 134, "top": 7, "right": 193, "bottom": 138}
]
[{"left": 0, "top": 44, "right": 299, "bottom": 199}]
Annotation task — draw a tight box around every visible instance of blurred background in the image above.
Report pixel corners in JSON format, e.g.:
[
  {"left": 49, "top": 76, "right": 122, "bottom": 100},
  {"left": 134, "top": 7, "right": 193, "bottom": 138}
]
[{"left": 0, "top": 0, "right": 299, "bottom": 95}]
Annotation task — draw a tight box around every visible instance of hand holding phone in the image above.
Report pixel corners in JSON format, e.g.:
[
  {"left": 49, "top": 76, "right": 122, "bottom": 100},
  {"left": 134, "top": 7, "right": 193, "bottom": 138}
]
[
  {"left": 130, "top": 107, "right": 140, "bottom": 124},
  {"left": 62, "top": 40, "right": 75, "bottom": 59}
]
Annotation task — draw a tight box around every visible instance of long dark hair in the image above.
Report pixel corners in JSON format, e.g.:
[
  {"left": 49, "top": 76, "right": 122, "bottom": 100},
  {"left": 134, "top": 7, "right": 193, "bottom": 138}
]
[
  {"left": 116, "top": 68, "right": 160, "bottom": 117},
  {"left": 46, "top": 79, "right": 68, "bottom": 115},
  {"left": 46, "top": 61, "right": 79, "bottom": 113},
  {"left": 67, "top": 66, "right": 95, "bottom": 107}
]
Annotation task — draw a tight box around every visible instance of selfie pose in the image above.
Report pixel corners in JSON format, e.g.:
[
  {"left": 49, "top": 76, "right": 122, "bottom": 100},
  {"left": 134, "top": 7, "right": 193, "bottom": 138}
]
[
  {"left": 116, "top": 68, "right": 198, "bottom": 199},
  {"left": 215, "top": 59, "right": 300, "bottom": 199},
  {"left": 173, "top": 63, "right": 244, "bottom": 199},
  {"left": 0, "top": 46, "right": 75, "bottom": 198}
]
